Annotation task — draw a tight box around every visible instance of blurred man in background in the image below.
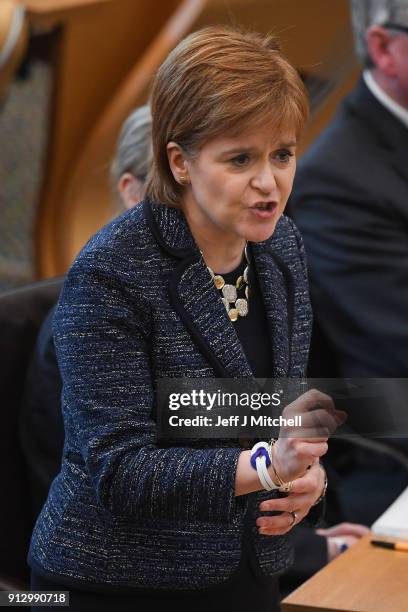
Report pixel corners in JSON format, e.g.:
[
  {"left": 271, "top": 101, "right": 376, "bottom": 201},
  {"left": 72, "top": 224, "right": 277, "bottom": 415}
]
[
  {"left": 283, "top": 0, "right": 408, "bottom": 595},
  {"left": 289, "top": 0, "right": 408, "bottom": 379}
]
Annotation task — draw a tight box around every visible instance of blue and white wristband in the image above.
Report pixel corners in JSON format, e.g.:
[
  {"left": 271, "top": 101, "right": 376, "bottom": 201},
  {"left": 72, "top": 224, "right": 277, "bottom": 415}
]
[{"left": 250, "top": 442, "right": 279, "bottom": 491}]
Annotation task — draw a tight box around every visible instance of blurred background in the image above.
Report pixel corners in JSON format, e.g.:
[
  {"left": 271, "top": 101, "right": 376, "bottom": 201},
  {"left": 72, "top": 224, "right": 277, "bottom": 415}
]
[{"left": 0, "top": 0, "right": 358, "bottom": 290}]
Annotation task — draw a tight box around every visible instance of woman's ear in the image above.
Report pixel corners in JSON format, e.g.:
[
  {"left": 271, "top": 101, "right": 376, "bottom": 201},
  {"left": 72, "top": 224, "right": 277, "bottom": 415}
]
[
  {"left": 117, "top": 173, "right": 144, "bottom": 210},
  {"left": 167, "top": 141, "right": 190, "bottom": 185}
]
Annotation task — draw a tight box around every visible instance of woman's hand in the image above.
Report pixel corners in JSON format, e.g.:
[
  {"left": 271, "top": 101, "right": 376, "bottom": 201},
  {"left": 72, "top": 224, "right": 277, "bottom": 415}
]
[
  {"left": 272, "top": 389, "right": 346, "bottom": 484},
  {"left": 256, "top": 461, "right": 326, "bottom": 536}
]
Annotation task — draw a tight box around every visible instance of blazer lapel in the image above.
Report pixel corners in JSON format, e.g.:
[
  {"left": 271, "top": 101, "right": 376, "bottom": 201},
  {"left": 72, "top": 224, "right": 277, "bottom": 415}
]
[
  {"left": 169, "top": 254, "right": 253, "bottom": 378},
  {"left": 250, "top": 242, "right": 292, "bottom": 378},
  {"left": 145, "top": 198, "right": 253, "bottom": 378},
  {"left": 146, "top": 199, "right": 296, "bottom": 379}
]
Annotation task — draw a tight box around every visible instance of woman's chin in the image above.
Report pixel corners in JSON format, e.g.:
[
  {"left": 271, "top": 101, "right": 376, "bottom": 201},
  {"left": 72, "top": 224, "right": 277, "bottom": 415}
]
[{"left": 243, "top": 220, "right": 280, "bottom": 243}]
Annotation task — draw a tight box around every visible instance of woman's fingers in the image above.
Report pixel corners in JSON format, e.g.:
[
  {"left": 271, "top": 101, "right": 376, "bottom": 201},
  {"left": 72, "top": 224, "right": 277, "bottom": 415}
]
[
  {"left": 289, "top": 468, "right": 324, "bottom": 496},
  {"left": 257, "top": 509, "right": 305, "bottom": 535},
  {"left": 256, "top": 489, "right": 314, "bottom": 535},
  {"left": 286, "top": 440, "right": 329, "bottom": 460},
  {"left": 258, "top": 493, "right": 307, "bottom": 514},
  {"left": 282, "top": 389, "right": 347, "bottom": 435},
  {"left": 294, "top": 411, "right": 337, "bottom": 436},
  {"left": 285, "top": 408, "right": 345, "bottom": 438},
  {"left": 273, "top": 389, "right": 346, "bottom": 482},
  {"left": 257, "top": 463, "right": 324, "bottom": 536},
  {"left": 283, "top": 389, "right": 335, "bottom": 418}
]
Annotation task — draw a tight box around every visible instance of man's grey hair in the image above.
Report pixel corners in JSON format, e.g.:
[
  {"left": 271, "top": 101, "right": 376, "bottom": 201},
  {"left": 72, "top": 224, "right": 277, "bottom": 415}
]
[
  {"left": 110, "top": 104, "right": 152, "bottom": 187},
  {"left": 350, "top": 0, "right": 408, "bottom": 66}
]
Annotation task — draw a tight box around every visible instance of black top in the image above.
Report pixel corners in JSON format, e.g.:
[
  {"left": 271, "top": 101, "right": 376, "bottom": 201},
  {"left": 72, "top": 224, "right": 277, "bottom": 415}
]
[{"left": 214, "top": 251, "right": 274, "bottom": 378}]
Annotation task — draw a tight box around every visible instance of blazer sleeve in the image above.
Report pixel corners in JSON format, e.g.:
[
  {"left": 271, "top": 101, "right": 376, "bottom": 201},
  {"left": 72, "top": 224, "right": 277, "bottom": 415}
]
[
  {"left": 53, "top": 252, "right": 244, "bottom": 524},
  {"left": 280, "top": 527, "right": 328, "bottom": 596}
]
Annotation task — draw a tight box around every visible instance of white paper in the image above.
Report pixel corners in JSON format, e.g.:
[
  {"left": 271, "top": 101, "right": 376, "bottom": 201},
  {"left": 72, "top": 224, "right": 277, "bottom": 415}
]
[{"left": 371, "top": 486, "right": 408, "bottom": 540}]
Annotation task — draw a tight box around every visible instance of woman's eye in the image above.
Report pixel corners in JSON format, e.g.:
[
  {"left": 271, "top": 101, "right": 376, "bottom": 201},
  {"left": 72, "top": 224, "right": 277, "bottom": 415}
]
[
  {"left": 275, "top": 150, "right": 294, "bottom": 164},
  {"left": 230, "top": 154, "right": 250, "bottom": 167}
]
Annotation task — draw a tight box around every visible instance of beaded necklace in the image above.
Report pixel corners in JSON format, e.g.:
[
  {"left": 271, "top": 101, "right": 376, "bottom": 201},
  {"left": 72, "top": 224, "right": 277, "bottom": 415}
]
[{"left": 205, "top": 245, "right": 250, "bottom": 322}]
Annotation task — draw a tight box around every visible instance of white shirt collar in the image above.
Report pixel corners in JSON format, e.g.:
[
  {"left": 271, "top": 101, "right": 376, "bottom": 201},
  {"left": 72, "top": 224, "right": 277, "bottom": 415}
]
[{"left": 363, "top": 69, "right": 408, "bottom": 129}]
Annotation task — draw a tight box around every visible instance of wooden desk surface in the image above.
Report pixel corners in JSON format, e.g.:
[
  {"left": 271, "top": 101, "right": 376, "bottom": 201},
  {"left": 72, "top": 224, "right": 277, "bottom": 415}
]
[{"left": 282, "top": 534, "right": 408, "bottom": 612}]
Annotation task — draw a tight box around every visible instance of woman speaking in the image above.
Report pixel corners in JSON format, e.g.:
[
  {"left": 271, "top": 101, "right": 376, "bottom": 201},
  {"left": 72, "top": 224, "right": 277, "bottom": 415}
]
[{"left": 28, "top": 26, "right": 342, "bottom": 610}]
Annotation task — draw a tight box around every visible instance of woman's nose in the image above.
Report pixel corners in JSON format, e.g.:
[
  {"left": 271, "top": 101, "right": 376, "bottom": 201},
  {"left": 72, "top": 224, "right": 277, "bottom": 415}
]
[{"left": 251, "top": 164, "right": 277, "bottom": 194}]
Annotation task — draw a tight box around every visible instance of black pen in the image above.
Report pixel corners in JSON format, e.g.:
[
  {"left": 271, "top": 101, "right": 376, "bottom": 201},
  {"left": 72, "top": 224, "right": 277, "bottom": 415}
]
[{"left": 370, "top": 539, "right": 408, "bottom": 552}]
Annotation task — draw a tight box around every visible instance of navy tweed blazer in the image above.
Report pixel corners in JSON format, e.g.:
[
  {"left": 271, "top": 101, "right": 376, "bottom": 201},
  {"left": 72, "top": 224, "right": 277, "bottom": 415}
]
[{"left": 28, "top": 198, "right": 312, "bottom": 592}]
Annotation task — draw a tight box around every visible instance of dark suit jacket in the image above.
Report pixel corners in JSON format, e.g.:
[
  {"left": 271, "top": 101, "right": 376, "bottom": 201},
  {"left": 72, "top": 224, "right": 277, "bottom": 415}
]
[
  {"left": 19, "top": 306, "right": 63, "bottom": 523},
  {"left": 281, "top": 78, "right": 408, "bottom": 595},
  {"left": 0, "top": 278, "right": 62, "bottom": 585},
  {"left": 289, "top": 78, "right": 408, "bottom": 378},
  {"left": 28, "top": 198, "right": 312, "bottom": 593}
]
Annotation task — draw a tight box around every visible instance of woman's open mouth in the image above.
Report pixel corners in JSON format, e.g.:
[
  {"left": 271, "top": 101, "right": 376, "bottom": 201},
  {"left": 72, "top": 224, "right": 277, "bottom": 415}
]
[{"left": 250, "top": 201, "right": 278, "bottom": 219}]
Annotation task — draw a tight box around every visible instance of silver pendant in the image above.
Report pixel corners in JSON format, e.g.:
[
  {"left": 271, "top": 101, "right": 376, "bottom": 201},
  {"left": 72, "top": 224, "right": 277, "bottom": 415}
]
[
  {"left": 222, "top": 283, "right": 237, "bottom": 303},
  {"left": 235, "top": 298, "right": 248, "bottom": 317}
]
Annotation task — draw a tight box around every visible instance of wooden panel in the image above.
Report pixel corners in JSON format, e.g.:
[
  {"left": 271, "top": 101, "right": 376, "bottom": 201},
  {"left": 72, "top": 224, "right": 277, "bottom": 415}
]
[
  {"left": 24, "top": 0, "right": 105, "bottom": 8},
  {"left": 190, "top": 0, "right": 359, "bottom": 155},
  {"left": 25, "top": 0, "right": 188, "bottom": 276},
  {"left": 300, "top": 66, "right": 360, "bottom": 155},
  {"left": 192, "top": 0, "right": 351, "bottom": 70},
  {"left": 22, "top": 0, "right": 109, "bottom": 19},
  {"left": 0, "top": 1, "right": 28, "bottom": 97},
  {"left": 29, "top": 0, "right": 359, "bottom": 277},
  {"left": 59, "top": 0, "right": 205, "bottom": 269},
  {"left": 282, "top": 534, "right": 408, "bottom": 612}
]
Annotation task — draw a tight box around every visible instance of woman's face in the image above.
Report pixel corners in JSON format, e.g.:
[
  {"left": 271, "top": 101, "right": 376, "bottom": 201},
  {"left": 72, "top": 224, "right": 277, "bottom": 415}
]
[{"left": 170, "top": 123, "right": 297, "bottom": 245}]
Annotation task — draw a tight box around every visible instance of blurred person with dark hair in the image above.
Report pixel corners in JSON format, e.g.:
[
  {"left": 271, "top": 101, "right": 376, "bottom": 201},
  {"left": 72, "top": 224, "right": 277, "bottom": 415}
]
[{"left": 19, "top": 104, "right": 152, "bottom": 524}]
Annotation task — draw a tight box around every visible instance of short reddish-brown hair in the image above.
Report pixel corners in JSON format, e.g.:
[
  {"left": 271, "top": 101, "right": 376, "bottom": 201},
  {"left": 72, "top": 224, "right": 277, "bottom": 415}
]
[{"left": 145, "top": 25, "right": 309, "bottom": 207}]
